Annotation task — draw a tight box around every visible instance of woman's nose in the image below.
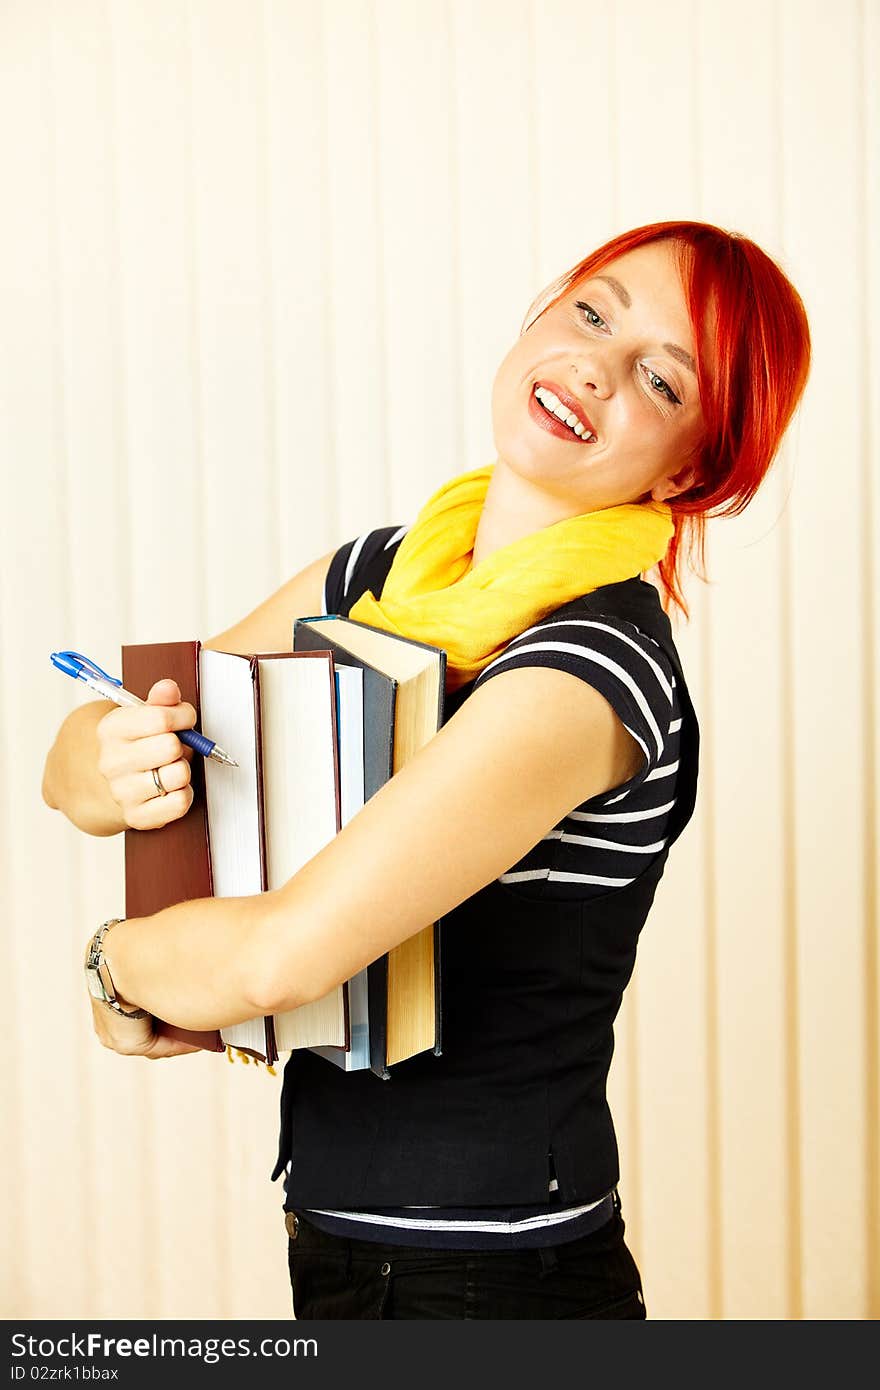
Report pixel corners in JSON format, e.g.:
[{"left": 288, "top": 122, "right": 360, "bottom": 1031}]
[{"left": 571, "top": 355, "right": 613, "bottom": 400}]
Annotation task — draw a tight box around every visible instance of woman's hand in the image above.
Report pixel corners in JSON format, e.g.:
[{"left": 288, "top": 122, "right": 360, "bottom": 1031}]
[
  {"left": 88, "top": 997, "right": 203, "bottom": 1059},
  {"left": 95, "top": 678, "right": 197, "bottom": 830}
]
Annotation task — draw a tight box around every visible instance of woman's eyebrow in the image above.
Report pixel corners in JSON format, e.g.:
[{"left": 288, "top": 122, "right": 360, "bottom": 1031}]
[
  {"left": 590, "top": 274, "right": 696, "bottom": 375},
  {"left": 594, "top": 274, "right": 632, "bottom": 309},
  {"left": 664, "top": 343, "right": 696, "bottom": 375}
]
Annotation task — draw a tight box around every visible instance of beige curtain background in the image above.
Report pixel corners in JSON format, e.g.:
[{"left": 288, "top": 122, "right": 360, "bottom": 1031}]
[{"left": 1, "top": 0, "right": 876, "bottom": 1321}]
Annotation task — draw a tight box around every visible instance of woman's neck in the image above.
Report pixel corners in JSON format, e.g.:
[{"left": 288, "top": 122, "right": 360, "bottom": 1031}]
[{"left": 470, "top": 459, "right": 584, "bottom": 569}]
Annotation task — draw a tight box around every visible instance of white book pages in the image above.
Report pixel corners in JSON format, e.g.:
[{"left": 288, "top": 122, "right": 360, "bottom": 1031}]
[
  {"left": 199, "top": 650, "right": 268, "bottom": 1054},
  {"left": 199, "top": 650, "right": 262, "bottom": 898},
  {"left": 258, "top": 655, "right": 339, "bottom": 881},
  {"left": 259, "top": 655, "right": 345, "bottom": 1051},
  {"left": 217, "top": 1011, "right": 270, "bottom": 1059}
]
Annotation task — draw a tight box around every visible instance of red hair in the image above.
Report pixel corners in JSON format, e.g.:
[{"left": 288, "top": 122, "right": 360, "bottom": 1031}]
[{"left": 522, "top": 220, "right": 812, "bottom": 624}]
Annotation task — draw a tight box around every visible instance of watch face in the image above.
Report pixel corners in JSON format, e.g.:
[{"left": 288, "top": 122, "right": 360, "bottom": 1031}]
[{"left": 85, "top": 966, "right": 108, "bottom": 1003}]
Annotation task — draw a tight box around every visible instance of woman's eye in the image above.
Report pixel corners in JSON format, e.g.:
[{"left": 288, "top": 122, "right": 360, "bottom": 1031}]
[
  {"left": 642, "top": 367, "right": 681, "bottom": 405},
  {"left": 575, "top": 300, "right": 606, "bottom": 330}
]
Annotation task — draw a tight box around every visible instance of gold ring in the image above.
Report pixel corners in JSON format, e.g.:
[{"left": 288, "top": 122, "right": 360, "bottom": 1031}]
[{"left": 151, "top": 767, "right": 168, "bottom": 798}]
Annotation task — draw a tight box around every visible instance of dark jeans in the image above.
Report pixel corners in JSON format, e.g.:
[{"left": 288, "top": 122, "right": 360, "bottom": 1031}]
[{"left": 285, "top": 1197, "right": 647, "bottom": 1320}]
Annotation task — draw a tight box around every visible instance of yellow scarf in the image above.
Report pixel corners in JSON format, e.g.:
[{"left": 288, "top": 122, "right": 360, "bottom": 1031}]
[{"left": 349, "top": 462, "right": 674, "bottom": 691}]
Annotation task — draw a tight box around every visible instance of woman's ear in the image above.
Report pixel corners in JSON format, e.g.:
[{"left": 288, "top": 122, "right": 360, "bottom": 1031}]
[{"left": 650, "top": 464, "right": 697, "bottom": 503}]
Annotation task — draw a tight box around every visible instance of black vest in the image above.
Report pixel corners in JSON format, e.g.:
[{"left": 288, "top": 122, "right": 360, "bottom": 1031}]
[{"left": 273, "top": 541, "right": 700, "bottom": 1208}]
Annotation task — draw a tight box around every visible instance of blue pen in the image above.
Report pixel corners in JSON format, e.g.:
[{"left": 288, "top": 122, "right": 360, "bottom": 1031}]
[{"left": 50, "top": 650, "right": 238, "bottom": 767}]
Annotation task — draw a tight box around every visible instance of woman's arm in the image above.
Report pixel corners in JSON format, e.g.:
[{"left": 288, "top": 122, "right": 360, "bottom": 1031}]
[
  {"left": 102, "top": 665, "right": 643, "bottom": 1028},
  {"left": 43, "top": 547, "right": 336, "bottom": 835}
]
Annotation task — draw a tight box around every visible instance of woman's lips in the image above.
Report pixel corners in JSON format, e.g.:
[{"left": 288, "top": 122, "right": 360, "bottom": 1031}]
[{"left": 527, "top": 385, "right": 597, "bottom": 444}]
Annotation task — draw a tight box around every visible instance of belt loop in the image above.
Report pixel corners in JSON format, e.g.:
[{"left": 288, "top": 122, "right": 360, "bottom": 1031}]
[
  {"left": 538, "top": 1245, "right": 559, "bottom": 1278},
  {"left": 612, "top": 1188, "right": 622, "bottom": 1215}
]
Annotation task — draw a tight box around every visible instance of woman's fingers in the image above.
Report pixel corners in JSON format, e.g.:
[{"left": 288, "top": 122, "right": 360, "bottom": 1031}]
[
  {"left": 100, "top": 730, "right": 194, "bottom": 780},
  {"left": 95, "top": 681, "right": 200, "bottom": 829},
  {"left": 123, "top": 777, "right": 195, "bottom": 832},
  {"left": 147, "top": 678, "right": 182, "bottom": 705},
  {"left": 140, "top": 1035, "right": 204, "bottom": 1059},
  {"left": 90, "top": 998, "right": 203, "bottom": 1057},
  {"left": 144, "top": 759, "right": 191, "bottom": 796},
  {"left": 101, "top": 698, "right": 198, "bottom": 746}
]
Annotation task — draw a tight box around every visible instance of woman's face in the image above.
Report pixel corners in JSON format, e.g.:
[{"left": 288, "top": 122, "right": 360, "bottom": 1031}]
[{"left": 491, "top": 239, "right": 708, "bottom": 512}]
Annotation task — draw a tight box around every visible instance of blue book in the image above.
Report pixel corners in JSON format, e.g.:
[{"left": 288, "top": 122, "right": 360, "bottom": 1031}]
[{"left": 307, "top": 665, "right": 372, "bottom": 1073}]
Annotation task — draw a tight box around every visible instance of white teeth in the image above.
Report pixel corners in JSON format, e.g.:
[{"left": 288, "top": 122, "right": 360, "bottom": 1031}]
[{"left": 534, "top": 385, "right": 596, "bottom": 442}]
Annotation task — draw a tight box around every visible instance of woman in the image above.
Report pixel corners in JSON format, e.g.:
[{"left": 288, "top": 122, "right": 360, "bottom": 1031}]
[{"left": 43, "top": 219, "right": 811, "bottom": 1319}]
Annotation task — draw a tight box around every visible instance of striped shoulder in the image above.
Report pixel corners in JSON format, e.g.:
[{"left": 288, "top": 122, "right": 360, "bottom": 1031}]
[
  {"left": 472, "top": 609, "right": 676, "bottom": 795},
  {"left": 472, "top": 611, "right": 683, "bottom": 902},
  {"left": 322, "top": 525, "right": 409, "bottom": 616}
]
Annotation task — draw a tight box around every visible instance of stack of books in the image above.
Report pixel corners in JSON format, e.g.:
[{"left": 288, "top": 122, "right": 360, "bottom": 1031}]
[{"left": 121, "top": 617, "right": 447, "bottom": 1079}]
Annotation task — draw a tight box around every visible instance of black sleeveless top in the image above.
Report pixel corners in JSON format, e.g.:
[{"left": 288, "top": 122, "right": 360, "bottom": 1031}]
[{"left": 271, "top": 525, "right": 700, "bottom": 1249}]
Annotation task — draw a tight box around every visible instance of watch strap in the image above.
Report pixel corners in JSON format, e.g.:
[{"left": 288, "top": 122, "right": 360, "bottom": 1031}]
[{"left": 86, "top": 918, "right": 149, "bottom": 1020}]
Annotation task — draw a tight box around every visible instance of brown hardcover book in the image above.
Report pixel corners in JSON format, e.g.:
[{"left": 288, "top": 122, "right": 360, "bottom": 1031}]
[{"left": 120, "top": 639, "right": 225, "bottom": 1054}]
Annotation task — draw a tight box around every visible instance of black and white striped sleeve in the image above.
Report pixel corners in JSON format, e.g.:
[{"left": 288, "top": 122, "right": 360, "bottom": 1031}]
[
  {"left": 470, "top": 611, "right": 680, "bottom": 900},
  {"left": 472, "top": 611, "right": 675, "bottom": 795},
  {"left": 322, "top": 525, "right": 409, "bottom": 615}
]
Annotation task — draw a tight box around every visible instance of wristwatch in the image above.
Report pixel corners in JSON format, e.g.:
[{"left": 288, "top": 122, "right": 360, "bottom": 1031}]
[{"left": 85, "top": 918, "right": 149, "bottom": 1019}]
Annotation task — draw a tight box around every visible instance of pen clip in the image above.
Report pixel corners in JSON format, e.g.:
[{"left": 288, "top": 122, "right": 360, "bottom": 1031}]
[{"left": 50, "top": 650, "right": 122, "bottom": 687}]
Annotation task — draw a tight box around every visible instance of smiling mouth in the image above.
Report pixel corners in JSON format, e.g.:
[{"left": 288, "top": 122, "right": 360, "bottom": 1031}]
[{"left": 530, "top": 384, "right": 598, "bottom": 443}]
